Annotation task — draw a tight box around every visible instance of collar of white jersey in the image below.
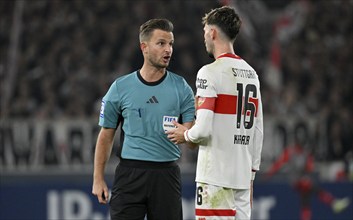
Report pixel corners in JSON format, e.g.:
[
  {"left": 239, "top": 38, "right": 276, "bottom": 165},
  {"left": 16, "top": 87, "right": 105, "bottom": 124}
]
[{"left": 217, "top": 53, "right": 241, "bottom": 59}]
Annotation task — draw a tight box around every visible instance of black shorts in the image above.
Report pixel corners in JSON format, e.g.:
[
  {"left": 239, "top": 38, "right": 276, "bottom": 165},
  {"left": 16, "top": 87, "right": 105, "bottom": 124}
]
[{"left": 109, "top": 159, "right": 182, "bottom": 220}]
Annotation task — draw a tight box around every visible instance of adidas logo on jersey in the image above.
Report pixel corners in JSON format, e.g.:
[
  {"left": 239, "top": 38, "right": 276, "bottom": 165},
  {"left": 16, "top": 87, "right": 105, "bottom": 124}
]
[{"left": 146, "top": 96, "right": 159, "bottom": 103}]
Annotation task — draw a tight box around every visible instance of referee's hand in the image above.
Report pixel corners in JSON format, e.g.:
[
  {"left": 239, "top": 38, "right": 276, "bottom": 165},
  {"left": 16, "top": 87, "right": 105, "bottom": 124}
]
[
  {"left": 92, "top": 179, "right": 109, "bottom": 204},
  {"left": 166, "top": 121, "right": 187, "bottom": 144}
]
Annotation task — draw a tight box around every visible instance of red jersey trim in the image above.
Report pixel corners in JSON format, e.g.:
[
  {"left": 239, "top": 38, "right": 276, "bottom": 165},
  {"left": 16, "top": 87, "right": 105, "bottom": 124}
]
[
  {"left": 196, "top": 208, "right": 236, "bottom": 216},
  {"left": 197, "top": 97, "right": 216, "bottom": 111},
  {"left": 214, "top": 94, "right": 258, "bottom": 117},
  {"left": 217, "top": 53, "right": 241, "bottom": 59},
  {"left": 214, "top": 94, "right": 237, "bottom": 114}
]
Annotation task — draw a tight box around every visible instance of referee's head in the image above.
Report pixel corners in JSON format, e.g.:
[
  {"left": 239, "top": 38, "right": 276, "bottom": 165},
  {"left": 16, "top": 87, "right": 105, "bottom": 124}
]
[{"left": 139, "top": 18, "right": 174, "bottom": 43}]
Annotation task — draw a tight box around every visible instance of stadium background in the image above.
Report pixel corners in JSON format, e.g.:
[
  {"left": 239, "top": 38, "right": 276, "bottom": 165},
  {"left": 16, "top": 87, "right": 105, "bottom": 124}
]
[{"left": 0, "top": 0, "right": 352, "bottom": 219}]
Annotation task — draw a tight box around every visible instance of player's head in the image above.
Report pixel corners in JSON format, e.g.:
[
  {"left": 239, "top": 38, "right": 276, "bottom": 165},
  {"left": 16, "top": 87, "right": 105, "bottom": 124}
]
[
  {"left": 202, "top": 6, "right": 242, "bottom": 58},
  {"left": 139, "top": 19, "right": 174, "bottom": 68}
]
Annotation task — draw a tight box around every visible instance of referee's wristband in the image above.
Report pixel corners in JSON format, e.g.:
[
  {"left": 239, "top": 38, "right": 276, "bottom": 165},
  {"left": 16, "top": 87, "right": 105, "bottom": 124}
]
[
  {"left": 184, "top": 130, "right": 190, "bottom": 142},
  {"left": 251, "top": 171, "right": 256, "bottom": 180}
]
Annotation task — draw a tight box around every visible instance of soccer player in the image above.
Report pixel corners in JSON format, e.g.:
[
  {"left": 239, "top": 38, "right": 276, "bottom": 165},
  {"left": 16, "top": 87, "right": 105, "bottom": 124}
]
[
  {"left": 167, "top": 6, "right": 263, "bottom": 220},
  {"left": 92, "top": 18, "right": 195, "bottom": 220}
]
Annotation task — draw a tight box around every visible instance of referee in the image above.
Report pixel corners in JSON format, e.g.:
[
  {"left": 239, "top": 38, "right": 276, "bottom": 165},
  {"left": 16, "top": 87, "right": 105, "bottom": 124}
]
[{"left": 92, "top": 18, "right": 195, "bottom": 220}]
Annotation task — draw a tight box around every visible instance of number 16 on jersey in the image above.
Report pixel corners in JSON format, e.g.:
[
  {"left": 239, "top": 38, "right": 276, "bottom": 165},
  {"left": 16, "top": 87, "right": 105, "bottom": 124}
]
[{"left": 236, "top": 83, "right": 258, "bottom": 130}]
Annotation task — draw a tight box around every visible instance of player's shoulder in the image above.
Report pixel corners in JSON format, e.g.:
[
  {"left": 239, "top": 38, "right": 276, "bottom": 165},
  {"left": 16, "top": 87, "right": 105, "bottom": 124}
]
[
  {"left": 239, "top": 59, "right": 256, "bottom": 72},
  {"left": 197, "top": 62, "right": 218, "bottom": 79},
  {"left": 228, "top": 55, "right": 256, "bottom": 72},
  {"left": 217, "top": 54, "right": 255, "bottom": 70}
]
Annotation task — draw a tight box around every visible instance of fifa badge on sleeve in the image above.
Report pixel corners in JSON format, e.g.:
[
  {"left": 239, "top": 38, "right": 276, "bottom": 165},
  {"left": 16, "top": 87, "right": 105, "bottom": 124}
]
[{"left": 163, "top": 116, "right": 178, "bottom": 132}]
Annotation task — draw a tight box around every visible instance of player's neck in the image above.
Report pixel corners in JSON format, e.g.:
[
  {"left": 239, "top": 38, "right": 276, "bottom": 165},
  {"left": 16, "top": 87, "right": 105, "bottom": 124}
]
[
  {"left": 213, "top": 42, "right": 235, "bottom": 59},
  {"left": 140, "top": 65, "right": 166, "bottom": 82}
]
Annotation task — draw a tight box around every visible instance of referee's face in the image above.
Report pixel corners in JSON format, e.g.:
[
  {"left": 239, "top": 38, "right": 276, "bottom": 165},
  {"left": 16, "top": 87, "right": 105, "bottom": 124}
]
[{"left": 143, "top": 29, "right": 174, "bottom": 69}]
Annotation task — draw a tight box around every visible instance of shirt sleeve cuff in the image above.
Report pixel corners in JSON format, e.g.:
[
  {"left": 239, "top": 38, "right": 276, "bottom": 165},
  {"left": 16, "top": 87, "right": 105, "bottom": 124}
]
[{"left": 184, "top": 130, "right": 190, "bottom": 142}]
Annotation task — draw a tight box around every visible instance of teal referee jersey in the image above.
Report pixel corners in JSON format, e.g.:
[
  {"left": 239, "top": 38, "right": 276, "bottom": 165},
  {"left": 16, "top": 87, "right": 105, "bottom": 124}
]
[{"left": 99, "top": 70, "right": 195, "bottom": 162}]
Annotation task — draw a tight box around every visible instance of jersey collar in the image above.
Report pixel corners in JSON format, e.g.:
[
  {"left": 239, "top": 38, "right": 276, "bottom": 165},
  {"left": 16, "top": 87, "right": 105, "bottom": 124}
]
[
  {"left": 217, "top": 53, "right": 241, "bottom": 59},
  {"left": 137, "top": 70, "right": 168, "bottom": 86}
]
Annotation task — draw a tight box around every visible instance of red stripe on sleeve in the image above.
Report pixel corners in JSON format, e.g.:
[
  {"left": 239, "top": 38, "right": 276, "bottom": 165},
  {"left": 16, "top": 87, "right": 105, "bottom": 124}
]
[
  {"left": 196, "top": 208, "right": 236, "bottom": 216},
  {"left": 197, "top": 97, "right": 216, "bottom": 111},
  {"left": 214, "top": 94, "right": 237, "bottom": 114}
]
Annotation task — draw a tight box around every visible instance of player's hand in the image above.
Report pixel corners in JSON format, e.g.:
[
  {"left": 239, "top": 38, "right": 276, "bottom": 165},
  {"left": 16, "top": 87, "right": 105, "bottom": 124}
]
[
  {"left": 166, "top": 121, "right": 187, "bottom": 144},
  {"left": 92, "top": 179, "right": 109, "bottom": 204}
]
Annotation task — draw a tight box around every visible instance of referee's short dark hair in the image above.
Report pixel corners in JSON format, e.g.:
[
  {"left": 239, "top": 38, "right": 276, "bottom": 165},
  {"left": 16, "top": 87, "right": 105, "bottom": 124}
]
[
  {"left": 139, "top": 19, "right": 174, "bottom": 42},
  {"left": 202, "top": 6, "right": 242, "bottom": 42}
]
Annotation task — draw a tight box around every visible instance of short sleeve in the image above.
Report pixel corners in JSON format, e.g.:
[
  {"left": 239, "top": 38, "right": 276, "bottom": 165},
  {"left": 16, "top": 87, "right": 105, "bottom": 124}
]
[
  {"left": 195, "top": 66, "right": 217, "bottom": 98},
  {"left": 98, "top": 81, "right": 121, "bottom": 128}
]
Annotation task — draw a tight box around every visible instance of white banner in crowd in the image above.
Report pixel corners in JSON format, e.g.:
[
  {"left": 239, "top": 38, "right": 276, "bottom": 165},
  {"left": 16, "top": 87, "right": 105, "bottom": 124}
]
[{"left": 0, "top": 117, "right": 328, "bottom": 172}]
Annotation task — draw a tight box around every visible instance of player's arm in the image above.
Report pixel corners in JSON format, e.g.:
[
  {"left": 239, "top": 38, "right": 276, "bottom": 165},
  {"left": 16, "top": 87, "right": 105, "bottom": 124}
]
[
  {"left": 92, "top": 127, "right": 116, "bottom": 204},
  {"left": 186, "top": 66, "right": 216, "bottom": 143},
  {"left": 185, "top": 96, "right": 215, "bottom": 143},
  {"left": 250, "top": 180, "right": 254, "bottom": 208},
  {"left": 166, "top": 120, "right": 198, "bottom": 148},
  {"left": 167, "top": 96, "right": 215, "bottom": 144},
  {"left": 251, "top": 90, "right": 264, "bottom": 181},
  {"left": 181, "top": 121, "right": 198, "bottom": 149},
  {"left": 167, "top": 67, "right": 216, "bottom": 144}
]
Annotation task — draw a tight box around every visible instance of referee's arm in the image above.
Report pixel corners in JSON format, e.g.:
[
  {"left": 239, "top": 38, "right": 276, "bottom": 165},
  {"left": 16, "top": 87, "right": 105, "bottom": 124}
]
[{"left": 92, "top": 127, "right": 116, "bottom": 204}]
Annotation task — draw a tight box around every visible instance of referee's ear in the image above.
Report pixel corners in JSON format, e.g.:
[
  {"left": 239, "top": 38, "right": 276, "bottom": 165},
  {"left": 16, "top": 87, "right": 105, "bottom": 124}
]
[{"left": 140, "top": 42, "right": 147, "bottom": 54}]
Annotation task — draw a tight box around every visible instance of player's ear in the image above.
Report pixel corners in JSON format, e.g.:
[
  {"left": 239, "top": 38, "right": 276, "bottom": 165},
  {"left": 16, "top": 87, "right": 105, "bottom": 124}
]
[{"left": 210, "top": 28, "right": 216, "bottom": 40}]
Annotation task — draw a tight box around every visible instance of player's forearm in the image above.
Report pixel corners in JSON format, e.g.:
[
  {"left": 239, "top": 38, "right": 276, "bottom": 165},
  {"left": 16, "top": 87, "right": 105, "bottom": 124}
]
[
  {"left": 185, "top": 109, "right": 213, "bottom": 143},
  {"left": 251, "top": 125, "right": 263, "bottom": 171},
  {"left": 182, "top": 121, "right": 199, "bottom": 149},
  {"left": 250, "top": 180, "right": 254, "bottom": 208}
]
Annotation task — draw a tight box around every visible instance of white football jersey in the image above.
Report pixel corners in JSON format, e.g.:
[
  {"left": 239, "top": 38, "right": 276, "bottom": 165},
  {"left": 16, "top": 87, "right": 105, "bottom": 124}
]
[{"left": 194, "top": 53, "right": 263, "bottom": 189}]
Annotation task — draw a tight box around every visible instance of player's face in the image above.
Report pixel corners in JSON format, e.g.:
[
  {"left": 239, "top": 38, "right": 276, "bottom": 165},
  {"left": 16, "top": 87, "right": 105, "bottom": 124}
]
[
  {"left": 203, "top": 24, "right": 214, "bottom": 59},
  {"left": 143, "top": 29, "right": 174, "bottom": 69}
]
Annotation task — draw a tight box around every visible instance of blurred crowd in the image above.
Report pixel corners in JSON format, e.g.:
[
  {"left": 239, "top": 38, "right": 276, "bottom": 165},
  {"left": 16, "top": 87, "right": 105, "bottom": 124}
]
[
  {"left": 0, "top": 1, "right": 352, "bottom": 168},
  {"left": 1, "top": 0, "right": 219, "bottom": 119}
]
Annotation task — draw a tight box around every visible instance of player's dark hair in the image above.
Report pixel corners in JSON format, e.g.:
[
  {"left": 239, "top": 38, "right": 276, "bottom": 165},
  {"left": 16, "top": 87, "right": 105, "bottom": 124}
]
[
  {"left": 139, "top": 18, "right": 174, "bottom": 42},
  {"left": 202, "top": 6, "right": 242, "bottom": 41}
]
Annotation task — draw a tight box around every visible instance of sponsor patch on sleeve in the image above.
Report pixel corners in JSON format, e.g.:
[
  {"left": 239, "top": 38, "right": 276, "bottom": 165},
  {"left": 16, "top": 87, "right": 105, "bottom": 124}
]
[{"left": 196, "top": 77, "right": 208, "bottom": 89}]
